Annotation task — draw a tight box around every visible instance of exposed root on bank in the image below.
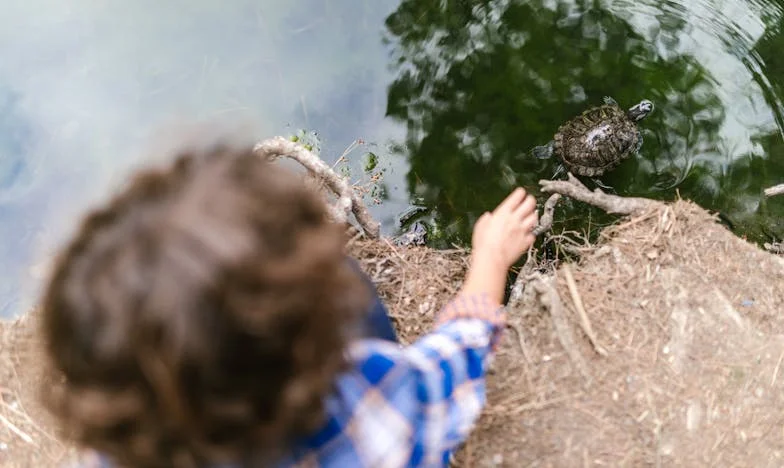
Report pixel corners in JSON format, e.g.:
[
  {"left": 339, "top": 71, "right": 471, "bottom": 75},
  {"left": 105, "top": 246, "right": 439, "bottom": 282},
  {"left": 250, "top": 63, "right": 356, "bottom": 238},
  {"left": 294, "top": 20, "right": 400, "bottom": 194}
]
[
  {"left": 562, "top": 263, "right": 607, "bottom": 357},
  {"left": 532, "top": 193, "right": 562, "bottom": 236},
  {"left": 531, "top": 273, "right": 593, "bottom": 387},
  {"left": 540, "top": 172, "right": 662, "bottom": 215},
  {"left": 766, "top": 241, "right": 783, "bottom": 254},
  {"left": 764, "top": 183, "right": 784, "bottom": 197},
  {"left": 254, "top": 136, "right": 380, "bottom": 238}
]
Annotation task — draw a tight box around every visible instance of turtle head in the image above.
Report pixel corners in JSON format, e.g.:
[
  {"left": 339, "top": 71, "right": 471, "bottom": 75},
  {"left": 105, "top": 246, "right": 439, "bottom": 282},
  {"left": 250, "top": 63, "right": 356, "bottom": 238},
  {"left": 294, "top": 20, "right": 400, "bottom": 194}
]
[{"left": 627, "top": 100, "right": 654, "bottom": 122}]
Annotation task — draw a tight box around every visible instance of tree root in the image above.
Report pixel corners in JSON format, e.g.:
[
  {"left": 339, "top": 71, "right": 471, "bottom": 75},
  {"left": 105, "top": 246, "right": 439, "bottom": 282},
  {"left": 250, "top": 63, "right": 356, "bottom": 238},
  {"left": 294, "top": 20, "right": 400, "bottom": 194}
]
[
  {"left": 562, "top": 264, "right": 608, "bottom": 357},
  {"left": 254, "top": 136, "right": 381, "bottom": 238},
  {"left": 532, "top": 193, "right": 562, "bottom": 236},
  {"left": 765, "top": 242, "right": 783, "bottom": 255},
  {"left": 539, "top": 172, "right": 662, "bottom": 216},
  {"left": 531, "top": 274, "right": 593, "bottom": 388},
  {"left": 764, "top": 184, "right": 784, "bottom": 198}
]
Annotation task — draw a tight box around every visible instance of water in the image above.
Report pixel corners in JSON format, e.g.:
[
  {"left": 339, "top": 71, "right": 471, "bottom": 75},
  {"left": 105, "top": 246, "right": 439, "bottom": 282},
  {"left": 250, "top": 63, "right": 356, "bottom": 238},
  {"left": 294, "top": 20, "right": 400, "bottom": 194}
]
[
  {"left": 384, "top": 0, "right": 784, "bottom": 248},
  {"left": 0, "top": 0, "right": 408, "bottom": 318},
  {"left": 1, "top": 0, "right": 782, "bottom": 318}
]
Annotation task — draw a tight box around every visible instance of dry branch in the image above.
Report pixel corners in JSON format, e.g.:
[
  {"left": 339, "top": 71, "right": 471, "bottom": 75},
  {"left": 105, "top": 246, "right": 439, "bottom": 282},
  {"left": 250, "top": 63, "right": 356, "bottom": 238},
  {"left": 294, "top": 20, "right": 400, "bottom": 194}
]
[
  {"left": 540, "top": 173, "right": 661, "bottom": 216},
  {"left": 0, "top": 412, "right": 35, "bottom": 446},
  {"left": 532, "top": 193, "right": 562, "bottom": 236},
  {"left": 562, "top": 264, "right": 608, "bottom": 357},
  {"left": 506, "top": 195, "right": 563, "bottom": 306},
  {"left": 254, "top": 136, "right": 381, "bottom": 238},
  {"left": 764, "top": 184, "right": 784, "bottom": 197}
]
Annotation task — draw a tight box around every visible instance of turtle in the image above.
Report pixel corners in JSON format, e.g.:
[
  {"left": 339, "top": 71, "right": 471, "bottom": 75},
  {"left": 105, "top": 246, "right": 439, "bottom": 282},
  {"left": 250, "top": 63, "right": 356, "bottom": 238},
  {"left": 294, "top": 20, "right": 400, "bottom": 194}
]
[{"left": 532, "top": 96, "right": 654, "bottom": 184}]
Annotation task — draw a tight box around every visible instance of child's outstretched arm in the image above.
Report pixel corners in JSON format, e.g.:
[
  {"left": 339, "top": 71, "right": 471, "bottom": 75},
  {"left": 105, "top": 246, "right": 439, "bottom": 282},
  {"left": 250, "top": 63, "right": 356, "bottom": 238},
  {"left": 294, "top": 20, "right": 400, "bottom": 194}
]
[
  {"left": 462, "top": 187, "right": 539, "bottom": 304},
  {"left": 337, "top": 188, "right": 539, "bottom": 466}
]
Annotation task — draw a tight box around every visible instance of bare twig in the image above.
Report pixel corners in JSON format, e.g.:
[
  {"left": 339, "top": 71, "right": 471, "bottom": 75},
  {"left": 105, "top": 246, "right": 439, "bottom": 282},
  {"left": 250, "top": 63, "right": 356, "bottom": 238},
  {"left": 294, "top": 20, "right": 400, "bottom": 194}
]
[
  {"left": 508, "top": 248, "right": 539, "bottom": 307},
  {"left": 1, "top": 398, "right": 64, "bottom": 448},
  {"left": 562, "top": 264, "right": 608, "bottom": 356},
  {"left": 771, "top": 348, "right": 784, "bottom": 387},
  {"left": 488, "top": 393, "right": 581, "bottom": 416},
  {"left": 506, "top": 322, "right": 535, "bottom": 391},
  {"left": 764, "top": 183, "right": 784, "bottom": 197},
  {"left": 532, "top": 193, "right": 562, "bottom": 236},
  {"left": 254, "top": 136, "right": 380, "bottom": 238},
  {"left": 539, "top": 173, "right": 661, "bottom": 216},
  {"left": 0, "top": 412, "right": 36, "bottom": 446}
]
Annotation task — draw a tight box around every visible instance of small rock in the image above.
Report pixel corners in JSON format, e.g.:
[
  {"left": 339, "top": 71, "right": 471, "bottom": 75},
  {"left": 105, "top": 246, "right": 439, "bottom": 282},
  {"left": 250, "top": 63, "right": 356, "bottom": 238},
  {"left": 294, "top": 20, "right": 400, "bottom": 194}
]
[
  {"left": 741, "top": 299, "right": 754, "bottom": 307},
  {"left": 493, "top": 454, "right": 504, "bottom": 465}
]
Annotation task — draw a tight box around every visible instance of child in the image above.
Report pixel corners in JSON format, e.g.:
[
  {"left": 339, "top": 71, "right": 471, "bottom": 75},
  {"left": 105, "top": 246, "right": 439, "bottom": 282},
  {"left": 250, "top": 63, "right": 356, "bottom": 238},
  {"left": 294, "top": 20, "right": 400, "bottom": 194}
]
[{"left": 40, "top": 141, "right": 538, "bottom": 467}]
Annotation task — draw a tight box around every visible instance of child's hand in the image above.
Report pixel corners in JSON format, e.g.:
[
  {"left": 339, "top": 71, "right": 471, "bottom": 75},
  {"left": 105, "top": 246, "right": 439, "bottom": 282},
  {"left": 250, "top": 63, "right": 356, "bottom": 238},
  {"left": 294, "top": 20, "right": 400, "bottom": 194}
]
[
  {"left": 471, "top": 188, "right": 539, "bottom": 275},
  {"left": 461, "top": 187, "right": 539, "bottom": 304}
]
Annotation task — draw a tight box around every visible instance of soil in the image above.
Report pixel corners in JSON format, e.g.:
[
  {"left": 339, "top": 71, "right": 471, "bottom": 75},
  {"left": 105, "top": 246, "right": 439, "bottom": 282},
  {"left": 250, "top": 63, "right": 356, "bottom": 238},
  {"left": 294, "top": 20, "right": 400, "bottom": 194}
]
[{"left": 2, "top": 200, "right": 783, "bottom": 467}]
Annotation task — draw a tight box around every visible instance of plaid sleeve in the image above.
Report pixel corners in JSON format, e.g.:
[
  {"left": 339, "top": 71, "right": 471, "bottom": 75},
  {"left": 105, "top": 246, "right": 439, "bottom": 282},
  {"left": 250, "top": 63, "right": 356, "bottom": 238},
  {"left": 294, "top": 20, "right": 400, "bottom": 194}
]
[
  {"left": 340, "top": 293, "right": 506, "bottom": 466},
  {"left": 433, "top": 292, "right": 507, "bottom": 349},
  {"left": 405, "top": 293, "right": 505, "bottom": 463}
]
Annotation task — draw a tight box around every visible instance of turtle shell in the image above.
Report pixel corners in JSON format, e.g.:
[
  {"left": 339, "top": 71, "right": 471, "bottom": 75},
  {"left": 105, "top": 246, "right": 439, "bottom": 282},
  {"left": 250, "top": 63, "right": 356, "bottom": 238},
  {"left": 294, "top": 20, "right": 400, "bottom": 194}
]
[{"left": 552, "top": 103, "right": 641, "bottom": 177}]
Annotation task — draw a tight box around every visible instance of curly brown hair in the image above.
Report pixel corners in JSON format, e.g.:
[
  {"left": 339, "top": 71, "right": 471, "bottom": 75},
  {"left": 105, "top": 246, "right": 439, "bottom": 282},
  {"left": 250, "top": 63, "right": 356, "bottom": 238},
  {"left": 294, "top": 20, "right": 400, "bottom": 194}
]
[{"left": 40, "top": 142, "right": 371, "bottom": 467}]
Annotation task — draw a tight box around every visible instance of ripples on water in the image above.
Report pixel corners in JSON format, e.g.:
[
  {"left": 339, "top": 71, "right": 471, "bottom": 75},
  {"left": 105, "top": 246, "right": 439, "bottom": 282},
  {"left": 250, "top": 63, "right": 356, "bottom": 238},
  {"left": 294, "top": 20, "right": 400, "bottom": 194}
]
[
  {"left": 1, "top": 0, "right": 783, "bottom": 317},
  {"left": 384, "top": 0, "right": 784, "bottom": 248}
]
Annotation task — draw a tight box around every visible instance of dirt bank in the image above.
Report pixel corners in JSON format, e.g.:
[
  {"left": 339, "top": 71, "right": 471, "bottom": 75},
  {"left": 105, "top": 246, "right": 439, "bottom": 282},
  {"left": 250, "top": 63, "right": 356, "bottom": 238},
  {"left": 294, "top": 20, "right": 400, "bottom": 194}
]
[{"left": 2, "top": 199, "right": 783, "bottom": 467}]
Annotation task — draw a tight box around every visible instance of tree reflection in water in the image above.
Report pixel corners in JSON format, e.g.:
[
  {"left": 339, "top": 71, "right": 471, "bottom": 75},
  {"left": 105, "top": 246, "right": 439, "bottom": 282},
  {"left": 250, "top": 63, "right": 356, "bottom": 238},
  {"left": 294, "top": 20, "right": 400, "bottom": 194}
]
[{"left": 383, "top": 0, "right": 784, "bottom": 247}]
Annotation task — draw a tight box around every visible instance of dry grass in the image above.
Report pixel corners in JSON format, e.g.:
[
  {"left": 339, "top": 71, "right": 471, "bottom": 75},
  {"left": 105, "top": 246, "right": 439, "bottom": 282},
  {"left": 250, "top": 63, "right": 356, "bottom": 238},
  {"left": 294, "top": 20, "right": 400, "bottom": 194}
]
[
  {"left": 449, "top": 200, "right": 784, "bottom": 467},
  {"left": 347, "top": 236, "right": 470, "bottom": 345},
  {"left": 2, "top": 200, "right": 784, "bottom": 467},
  {"left": 0, "top": 313, "right": 77, "bottom": 467}
]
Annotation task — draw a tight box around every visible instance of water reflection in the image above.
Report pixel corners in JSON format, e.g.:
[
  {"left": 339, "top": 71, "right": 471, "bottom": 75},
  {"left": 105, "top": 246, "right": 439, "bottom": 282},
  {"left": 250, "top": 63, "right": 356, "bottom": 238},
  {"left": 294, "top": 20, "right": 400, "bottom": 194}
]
[
  {"left": 384, "top": 0, "right": 784, "bottom": 248},
  {"left": 3, "top": 0, "right": 782, "bottom": 318},
  {"left": 0, "top": 0, "right": 407, "bottom": 318}
]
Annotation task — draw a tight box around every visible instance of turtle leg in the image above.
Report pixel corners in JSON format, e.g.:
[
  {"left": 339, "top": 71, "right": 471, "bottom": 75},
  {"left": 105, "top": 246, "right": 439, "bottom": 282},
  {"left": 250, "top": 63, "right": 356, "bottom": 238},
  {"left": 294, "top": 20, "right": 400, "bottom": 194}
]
[
  {"left": 591, "top": 177, "right": 617, "bottom": 193},
  {"left": 603, "top": 96, "right": 619, "bottom": 106},
  {"left": 633, "top": 130, "right": 644, "bottom": 153},
  {"left": 532, "top": 141, "right": 555, "bottom": 159}
]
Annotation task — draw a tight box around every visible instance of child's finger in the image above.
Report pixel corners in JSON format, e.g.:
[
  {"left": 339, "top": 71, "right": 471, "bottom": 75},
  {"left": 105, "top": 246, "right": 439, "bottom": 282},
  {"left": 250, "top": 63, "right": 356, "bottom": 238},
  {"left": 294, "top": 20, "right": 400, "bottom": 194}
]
[
  {"left": 520, "top": 212, "right": 539, "bottom": 233},
  {"left": 512, "top": 194, "right": 537, "bottom": 220},
  {"left": 495, "top": 188, "right": 526, "bottom": 215}
]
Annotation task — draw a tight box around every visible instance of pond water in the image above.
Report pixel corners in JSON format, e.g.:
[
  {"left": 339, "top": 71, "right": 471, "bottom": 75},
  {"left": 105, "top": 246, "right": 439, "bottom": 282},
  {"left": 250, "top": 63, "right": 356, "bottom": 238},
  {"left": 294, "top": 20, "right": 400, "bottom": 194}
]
[
  {"left": 1, "top": 0, "right": 783, "bottom": 318},
  {"left": 385, "top": 0, "right": 784, "bottom": 249}
]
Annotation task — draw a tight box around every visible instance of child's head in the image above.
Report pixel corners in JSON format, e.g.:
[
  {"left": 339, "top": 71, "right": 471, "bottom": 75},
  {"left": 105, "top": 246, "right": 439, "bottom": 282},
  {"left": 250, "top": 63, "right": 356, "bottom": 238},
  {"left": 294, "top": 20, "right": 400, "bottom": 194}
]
[{"left": 40, "top": 142, "right": 371, "bottom": 466}]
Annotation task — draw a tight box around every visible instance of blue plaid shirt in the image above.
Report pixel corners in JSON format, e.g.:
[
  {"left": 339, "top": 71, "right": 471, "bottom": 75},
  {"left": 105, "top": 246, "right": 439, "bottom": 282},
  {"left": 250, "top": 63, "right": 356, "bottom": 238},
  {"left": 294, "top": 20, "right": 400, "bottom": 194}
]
[{"left": 72, "top": 293, "right": 506, "bottom": 467}]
